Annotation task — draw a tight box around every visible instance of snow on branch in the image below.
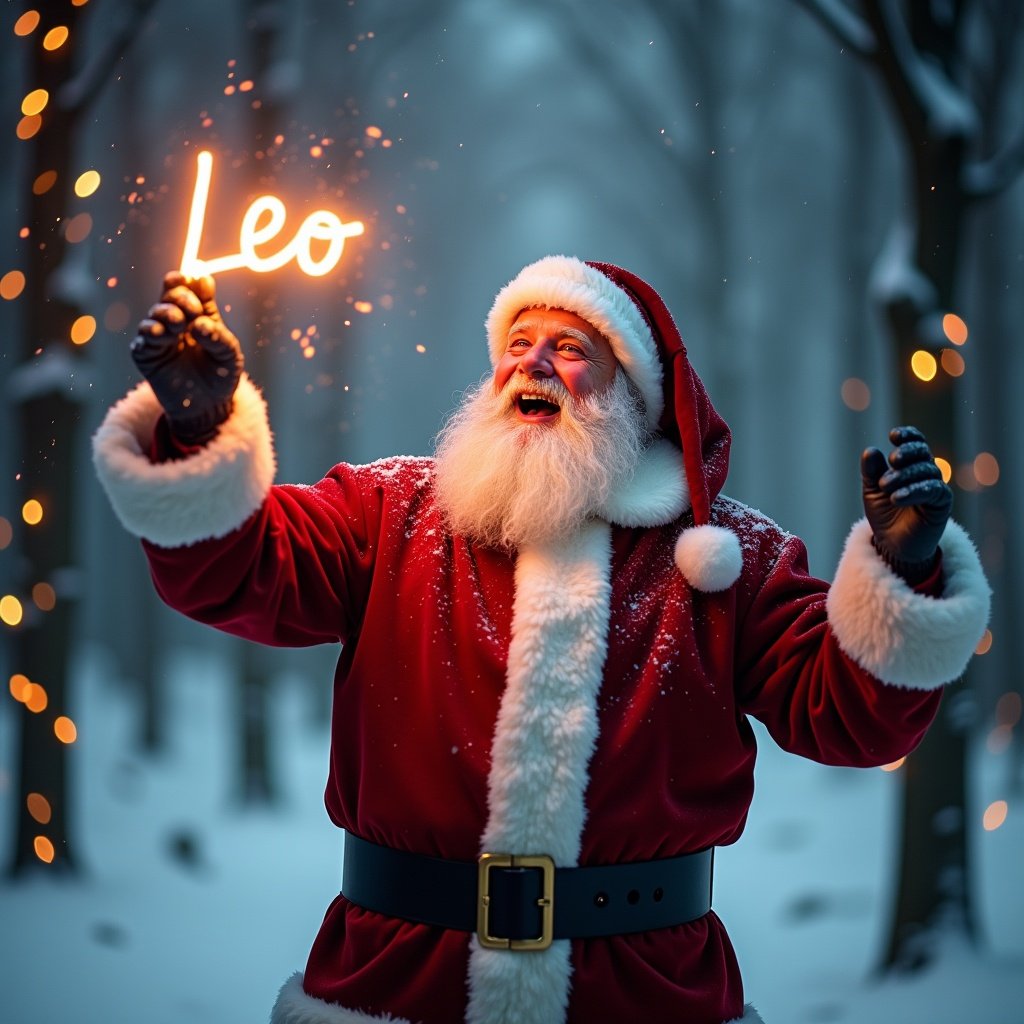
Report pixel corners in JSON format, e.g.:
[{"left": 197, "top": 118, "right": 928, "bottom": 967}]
[
  {"left": 963, "top": 128, "right": 1024, "bottom": 199},
  {"left": 871, "top": 0, "right": 979, "bottom": 139},
  {"left": 57, "top": 0, "right": 158, "bottom": 115},
  {"left": 793, "top": 0, "right": 877, "bottom": 58}
]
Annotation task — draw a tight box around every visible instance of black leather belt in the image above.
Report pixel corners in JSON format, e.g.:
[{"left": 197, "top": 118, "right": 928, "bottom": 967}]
[{"left": 342, "top": 832, "right": 713, "bottom": 951}]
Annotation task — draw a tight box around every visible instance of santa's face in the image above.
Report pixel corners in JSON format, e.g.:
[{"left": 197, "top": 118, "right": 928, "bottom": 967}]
[{"left": 493, "top": 308, "right": 618, "bottom": 424}]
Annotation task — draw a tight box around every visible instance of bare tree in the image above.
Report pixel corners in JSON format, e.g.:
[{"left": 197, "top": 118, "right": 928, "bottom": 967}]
[
  {"left": 6, "top": 0, "right": 158, "bottom": 876},
  {"left": 795, "top": 0, "right": 1024, "bottom": 971}
]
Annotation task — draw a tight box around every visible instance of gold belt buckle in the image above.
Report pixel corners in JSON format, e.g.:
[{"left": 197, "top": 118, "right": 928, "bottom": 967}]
[{"left": 477, "top": 852, "right": 555, "bottom": 951}]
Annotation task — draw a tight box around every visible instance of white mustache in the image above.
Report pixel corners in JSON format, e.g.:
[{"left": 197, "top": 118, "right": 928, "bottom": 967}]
[{"left": 501, "top": 376, "right": 570, "bottom": 408}]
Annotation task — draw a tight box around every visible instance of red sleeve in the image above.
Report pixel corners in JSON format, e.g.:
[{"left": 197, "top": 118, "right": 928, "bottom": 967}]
[
  {"left": 735, "top": 535, "right": 942, "bottom": 767},
  {"left": 142, "top": 465, "right": 381, "bottom": 648}
]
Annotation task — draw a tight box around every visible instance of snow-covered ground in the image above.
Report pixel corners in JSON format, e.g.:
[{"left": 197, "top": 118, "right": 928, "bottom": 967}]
[{"left": 1, "top": 647, "right": 1021, "bottom": 1024}]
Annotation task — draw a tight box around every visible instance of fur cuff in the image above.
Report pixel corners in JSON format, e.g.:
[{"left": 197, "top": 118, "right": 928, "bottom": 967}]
[
  {"left": 271, "top": 974, "right": 411, "bottom": 1023},
  {"left": 725, "top": 1008, "right": 764, "bottom": 1023},
  {"left": 91, "top": 374, "right": 275, "bottom": 548},
  {"left": 827, "top": 518, "right": 990, "bottom": 689}
]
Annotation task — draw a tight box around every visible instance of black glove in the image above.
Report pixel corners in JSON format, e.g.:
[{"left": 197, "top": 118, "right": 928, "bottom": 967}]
[
  {"left": 861, "top": 426, "right": 952, "bottom": 584},
  {"left": 130, "top": 272, "right": 243, "bottom": 445}
]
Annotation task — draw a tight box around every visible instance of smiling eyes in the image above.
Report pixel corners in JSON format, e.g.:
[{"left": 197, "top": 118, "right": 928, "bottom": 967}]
[{"left": 509, "top": 337, "right": 585, "bottom": 356}]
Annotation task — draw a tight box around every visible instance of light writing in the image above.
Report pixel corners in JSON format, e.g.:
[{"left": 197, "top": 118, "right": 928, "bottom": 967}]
[{"left": 180, "top": 150, "right": 364, "bottom": 279}]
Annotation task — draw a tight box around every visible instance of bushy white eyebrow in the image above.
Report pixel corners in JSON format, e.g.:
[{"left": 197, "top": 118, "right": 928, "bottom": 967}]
[{"left": 508, "top": 320, "right": 595, "bottom": 350}]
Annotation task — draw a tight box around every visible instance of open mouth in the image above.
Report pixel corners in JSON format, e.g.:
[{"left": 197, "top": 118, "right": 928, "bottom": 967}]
[{"left": 515, "top": 392, "right": 561, "bottom": 419}]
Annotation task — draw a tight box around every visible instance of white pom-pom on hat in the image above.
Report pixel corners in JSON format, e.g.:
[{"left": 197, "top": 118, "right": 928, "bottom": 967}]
[{"left": 674, "top": 524, "right": 743, "bottom": 593}]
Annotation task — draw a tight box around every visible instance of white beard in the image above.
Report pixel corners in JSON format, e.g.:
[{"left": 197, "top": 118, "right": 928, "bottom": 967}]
[{"left": 434, "top": 370, "right": 649, "bottom": 550}]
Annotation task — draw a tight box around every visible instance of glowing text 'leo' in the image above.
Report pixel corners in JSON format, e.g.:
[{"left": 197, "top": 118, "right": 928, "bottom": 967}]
[{"left": 179, "top": 150, "right": 364, "bottom": 279}]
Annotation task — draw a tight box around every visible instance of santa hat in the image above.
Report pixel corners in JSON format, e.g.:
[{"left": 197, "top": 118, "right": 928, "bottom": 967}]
[{"left": 486, "top": 255, "right": 742, "bottom": 592}]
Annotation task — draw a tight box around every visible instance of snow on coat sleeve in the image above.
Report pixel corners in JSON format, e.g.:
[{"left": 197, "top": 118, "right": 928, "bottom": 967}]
[
  {"left": 729, "top": 508, "right": 951, "bottom": 768},
  {"left": 93, "top": 374, "right": 381, "bottom": 647}
]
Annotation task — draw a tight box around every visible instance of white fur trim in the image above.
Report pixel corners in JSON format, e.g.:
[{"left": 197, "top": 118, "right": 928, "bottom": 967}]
[
  {"left": 467, "top": 520, "right": 613, "bottom": 1024},
  {"left": 724, "top": 1007, "right": 765, "bottom": 1023},
  {"left": 674, "top": 523, "right": 743, "bottom": 592},
  {"left": 486, "top": 255, "right": 664, "bottom": 428},
  {"left": 827, "top": 518, "right": 991, "bottom": 689},
  {"left": 91, "top": 374, "right": 275, "bottom": 548},
  {"left": 270, "top": 973, "right": 411, "bottom": 1024},
  {"left": 597, "top": 437, "right": 689, "bottom": 528}
]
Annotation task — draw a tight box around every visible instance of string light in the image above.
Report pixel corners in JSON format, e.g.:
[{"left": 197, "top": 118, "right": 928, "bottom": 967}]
[
  {"left": 9, "top": 673, "right": 31, "bottom": 701},
  {"left": 24, "top": 683, "right": 48, "bottom": 713},
  {"left": 942, "top": 313, "right": 968, "bottom": 345},
  {"left": 42, "top": 26, "right": 69, "bottom": 50},
  {"left": 910, "top": 350, "right": 937, "bottom": 381},
  {"left": 33, "top": 836, "right": 55, "bottom": 863},
  {"left": 982, "top": 800, "right": 1008, "bottom": 831},
  {"left": 70, "top": 315, "right": 96, "bottom": 345},
  {"left": 26, "top": 793, "right": 51, "bottom": 824},
  {"left": 54, "top": 716, "right": 77, "bottom": 744},
  {"left": 16, "top": 115, "right": 42, "bottom": 140},
  {"left": 1, "top": 271, "right": 26, "bottom": 300},
  {"left": 14, "top": 11, "right": 41, "bottom": 35},
  {"left": 74, "top": 170, "right": 101, "bottom": 198},
  {"left": 21, "top": 88, "right": 49, "bottom": 117},
  {"left": 0, "top": 595, "right": 24, "bottom": 627},
  {"left": 22, "top": 499, "right": 43, "bottom": 525}
]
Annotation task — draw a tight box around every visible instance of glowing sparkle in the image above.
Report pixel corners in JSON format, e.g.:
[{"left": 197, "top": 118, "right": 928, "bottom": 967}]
[
  {"left": 21, "top": 88, "right": 49, "bottom": 117},
  {"left": 354, "top": 300, "right": 373, "bottom": 314},
  {"left": 14, "top": 11, "right": 41, "bottom": 35},
  {"left": 933, "top": 457, "right": 952, "bottom": 484},
  {"left": 54, "top": 716, "right": 77, "bottom": 744},
  {"left": 34, "top": 836, "right": 55, "bottom": 863},
  {"left": 16, "top": 115, "right": 42, "bottom": 140},
  {"left": 27, "top": 793, "right": 51, "bottom": 824},
  {"left": 25, "top": 682, "right": 48, "bottom": 713}
]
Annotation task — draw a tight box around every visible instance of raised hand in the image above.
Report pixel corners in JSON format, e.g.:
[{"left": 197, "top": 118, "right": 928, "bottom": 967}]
[
  {"left": 861, "top": 426, "right": 952, "bottom": 583},
  {"left": 130, "top": 272, "right": 243, "bottom": 445}
]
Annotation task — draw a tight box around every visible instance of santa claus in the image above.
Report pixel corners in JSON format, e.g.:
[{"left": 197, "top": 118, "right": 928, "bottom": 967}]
[{"left": 93, "top": 256, "right": 990, "bottom": 1024}]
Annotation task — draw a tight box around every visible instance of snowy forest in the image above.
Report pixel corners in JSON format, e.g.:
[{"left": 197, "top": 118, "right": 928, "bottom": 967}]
[{"left": 1, "top": 1, "right": 1022, "bottom": 1021}]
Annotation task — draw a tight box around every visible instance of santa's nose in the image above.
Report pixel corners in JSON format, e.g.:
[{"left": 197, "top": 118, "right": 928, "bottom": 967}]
[{"left": 518, "top": 344, "right": 554, "bottom": 378}]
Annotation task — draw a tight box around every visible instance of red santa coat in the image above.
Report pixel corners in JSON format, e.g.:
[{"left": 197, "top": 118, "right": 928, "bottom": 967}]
[{"left": 92, "top": 374, "right": 991, "bottom": 1024}]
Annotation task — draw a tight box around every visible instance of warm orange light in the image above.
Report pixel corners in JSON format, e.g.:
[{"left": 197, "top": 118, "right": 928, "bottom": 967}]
[
  {"left": 32, "top": 169, "right": 57, "bottom": 195},
  {"left": 54, "top": 716, "right": 77, "bottom": 744},
  {"left": 940, "top": 349, "right": 965, "bottom": 377},
  {"left": 14, "top": 11, "right": 41, "bottom": 35},
  {"left": 70, "top": 315, "right": 96, "bottom": 345},
  {"left": 21, "top": 88, "right": 49, "bottom": 116},
  {"left": 1, "top": 595, "right": 24, "bottom": 627},
  {"left": 910, "top": 350, "right": 937, "bottom": 382},
  {"left": 996, "top": 692, "right": 1022, "bottom": 728},
  {"left": 72, "top": 0, "right": 90, "bottom": 5},
  {"left": 22, "top": 499, "right": 43, "bottom": 525},
  {"left": 0, "top": 517, "right": 11, "bottom": 549},
  {"left": 42, "top": 26, "right": 69, "bottom": 50},
  {"left": 64, "top": 213, "right": 93, "bottom": 244},
  {"left": 27, "top": 793, "right": 51, "bottom": 824},
  {"left": 179, "top": 150, "right": 365, "bottom": 278},
  {"left": 34, "top": 836, "right": 55, "bottom": 863},
  {"left": 974, "top": 452, "right": 999, "bottom": 486},
  {"left": 975, "top": 629, "right": 993, "bottom": 656},
  {"left": 16, "top": 114, "right": 42, "bottom": 140},
  {"left": 24, "top": 683, "right": 48, "bottom": 713},
  {"left": 415, "top": 344, "right": 427, "bottom": 354},
  {"left": 9, "top": 673, "right": 31, "bottom": 702},
  {"left": 933, "top": 457, "right": 952, "bottom": 484},
  {"left": 840, "top": 377, "right": 870, "bottom": 412},
  {"left": 239, "top": 80, "right": 254, "bottom": 92},
  {"left": 983, "top": 800, "right": 1008, "bottom": 831},
  {"left": 880, "top": 757, "right": 906, "bottom": 772},
  {"left": 32, "top": 582, "right": 56, "bottom": 611},
  {"left": 1, "top": 270, "right": 26, "bottom": 300},
  {"left": 354, "top": 300, "right": 373, "bottom": 314},
  {"left": 74, "top": 169, "right": 101, "bottom": 198},
  {"left": 942, "top": 313, "right": 968, "bottom": 346},
  {"left": 365, "top": 125, "right": 383, "bottom": 139}
]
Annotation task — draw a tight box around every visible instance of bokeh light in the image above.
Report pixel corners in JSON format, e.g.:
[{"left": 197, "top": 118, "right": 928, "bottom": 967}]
[
  {"left": 910, "top": 350, "right": 937, "bottom": 382},
  {"left": 942, "top": 313, "right": 968, "bottom": 345},
  {"left": 1, "top": 270, "right": 26, "bottom": 300},
  {"left": 74, "top": 170, "right": 101, "bottom": 198},
  {"left": 70, "top": 315, "right": 96, "bottom": 345},
  {"left": 22, "top": 499, "right": 43, "bottom": 525}
]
